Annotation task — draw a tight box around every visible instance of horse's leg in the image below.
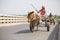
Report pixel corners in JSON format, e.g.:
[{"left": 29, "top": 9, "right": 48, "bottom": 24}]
[
  {"left": 50, "top": 22, "right": 52, "bottom": 25},
  {"left": 31, "top": 21, "right": 35, "bottom": 32},
  {"left": 36, "top": 25, "right": 38, "bottom": 31},
  {"left": 29, "top": 22, "right": 34, "bottom": 32},
  {"left": 30, "top": 22, "right": 32, "bottom": 32},
  {"left": 51, "top": 19, "right": 53, "bottom": 25},
  {"left": 53, "top": 20, "right": 55, "bottom": 24},
  {"left": 50, "top": 20, "right": 52, "bottom": 25},
  {"left": 53, "top": 19, "right": 55, "bottom": 25},
  {"left": 36, "top": 20, "right": 40, "bottom": 31}
]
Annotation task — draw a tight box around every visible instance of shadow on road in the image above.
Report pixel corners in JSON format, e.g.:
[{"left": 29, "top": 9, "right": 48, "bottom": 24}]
[
  {"left": 14, "top": 29, "right": 31, "bottom": 34},
  {"left": 39, "top": 30, "right": 48, "bottom": 32},
  {"left": 14, "top": 29, "right": 48, "bottom": 34}
]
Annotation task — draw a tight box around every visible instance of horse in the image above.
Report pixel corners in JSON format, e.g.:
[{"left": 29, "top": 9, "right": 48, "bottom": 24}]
[
  {"left": 48, "top": 15, "right": 56, "bottom": 25},
  {"left": 27, "top": 11, "right": 40, "bottom": 32}
]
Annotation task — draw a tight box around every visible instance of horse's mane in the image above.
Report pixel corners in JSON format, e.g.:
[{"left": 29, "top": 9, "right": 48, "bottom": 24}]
[{"left": 27, "top": 11, "right": 34, "bottom": 18}]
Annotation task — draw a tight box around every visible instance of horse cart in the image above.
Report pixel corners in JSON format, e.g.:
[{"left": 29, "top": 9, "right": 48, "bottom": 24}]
[{"left": 27, "top": 11, "right": 50, "bottom": 32}]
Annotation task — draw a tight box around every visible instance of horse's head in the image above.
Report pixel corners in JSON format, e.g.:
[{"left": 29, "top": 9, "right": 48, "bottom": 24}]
[
  {"left": 27, "top": 11, "right": 34, "bottom": 22},
  {"left": 27, "top": 11, "right": 34, "bottom": 19}
]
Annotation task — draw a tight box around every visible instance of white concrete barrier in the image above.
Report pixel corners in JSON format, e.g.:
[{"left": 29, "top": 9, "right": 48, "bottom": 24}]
[{"left": 0, "top": 16, "right": 27, "bottom": 24}]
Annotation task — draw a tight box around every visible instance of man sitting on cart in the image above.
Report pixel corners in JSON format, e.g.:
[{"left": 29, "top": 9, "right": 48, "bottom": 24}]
[{"left": 36, "top": 6, "right": 46, "bottom": 21}]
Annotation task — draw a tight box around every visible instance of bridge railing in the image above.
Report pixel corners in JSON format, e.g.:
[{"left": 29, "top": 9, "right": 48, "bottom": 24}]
[{"left": 0, "top": 16, "right": 28, "bottom": 24}]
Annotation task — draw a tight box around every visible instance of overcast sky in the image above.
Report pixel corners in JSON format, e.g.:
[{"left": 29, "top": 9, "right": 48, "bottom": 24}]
[{"left": 0, "top": 0, "right": 60, "bottom": 15}]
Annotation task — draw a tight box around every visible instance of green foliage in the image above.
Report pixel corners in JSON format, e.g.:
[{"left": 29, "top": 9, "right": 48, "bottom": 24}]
[
  {"left": 57, "top": 16, "right": 60, "bottom": 19},
  {"left": 55, "top": 16, "right": 60, "bottom": 22}
]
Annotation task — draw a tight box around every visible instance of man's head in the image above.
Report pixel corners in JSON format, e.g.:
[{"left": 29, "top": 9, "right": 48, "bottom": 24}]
[
  {"left": 50, "top": 12, "right": 52, "bottom": 15},
  {"left": 42, "top": 6, "right": 45, "bottom": 9}
]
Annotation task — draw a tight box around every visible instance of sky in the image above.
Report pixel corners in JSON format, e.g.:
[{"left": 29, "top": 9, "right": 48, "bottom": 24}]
[{"left": 0, "top": 0, "right": 60, "bottom": 16}]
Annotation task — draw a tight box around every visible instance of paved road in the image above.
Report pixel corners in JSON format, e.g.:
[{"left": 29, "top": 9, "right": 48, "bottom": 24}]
[{"left": 0, "top": 23, "right": 57, "bottom": 40}]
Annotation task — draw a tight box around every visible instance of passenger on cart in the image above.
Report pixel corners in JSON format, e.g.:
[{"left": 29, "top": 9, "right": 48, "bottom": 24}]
[{"left": 36, "top": 6, "right": 46, "bottom": 23}]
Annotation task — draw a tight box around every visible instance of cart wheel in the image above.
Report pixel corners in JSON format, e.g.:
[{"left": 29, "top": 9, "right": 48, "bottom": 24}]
[
  {"left": 47, "top": 24, "right": 50, "bottom": 31},
  {"left": 53, "top": 21, "right": 55, "bottom": 25},
  {"left": 30, "top": 26, "right": 32, "bottom": 32},
  {"left": 45, "top": 20, "right": 50, "bottom": 31}
]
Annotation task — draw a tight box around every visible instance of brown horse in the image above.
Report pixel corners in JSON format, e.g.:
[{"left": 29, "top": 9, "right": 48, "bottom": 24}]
[
  {"left": 48, "top": 15, "right": 56, "bottom": 25},
  {"left": 27, "top": 11, "right": 40, "bottom": 32}
]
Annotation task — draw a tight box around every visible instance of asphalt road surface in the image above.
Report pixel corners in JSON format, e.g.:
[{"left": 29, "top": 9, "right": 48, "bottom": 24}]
[{"left": 0, "top": 23, "right": 57, "bottom": 40}]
